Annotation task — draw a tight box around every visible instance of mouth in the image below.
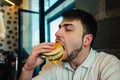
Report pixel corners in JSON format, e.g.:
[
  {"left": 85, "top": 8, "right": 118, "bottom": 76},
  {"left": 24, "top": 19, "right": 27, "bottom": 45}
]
[
  {"left": 62, "top": 45, "right": 65, "bottom": 50},
  {"left": 55, "top": 39, "right": 65, "bottom": 51},
  {"left": 56, "top": 42, "right": 65, "bottom": 50}
]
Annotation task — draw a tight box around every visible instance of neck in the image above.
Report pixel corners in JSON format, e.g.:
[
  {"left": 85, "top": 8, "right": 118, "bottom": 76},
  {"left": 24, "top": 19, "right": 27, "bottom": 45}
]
[{"left": 70, "top": 48, "right": 90, "bottom": 70}]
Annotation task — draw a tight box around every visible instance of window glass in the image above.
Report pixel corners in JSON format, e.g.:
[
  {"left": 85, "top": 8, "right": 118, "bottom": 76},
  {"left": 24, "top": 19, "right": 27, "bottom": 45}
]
[
  {"left": 49, "top": 16, "right": 63, "bottom": 42},
  {"left": 20, "top": 11, "right": 39, "bottom": 54},
  {"left": 29, "top": 0, "right": 59, "bottom": 11},
  {"left": 30, "top": 0, "right": 39, "bottom": 12},
  {"left": 31, "top": 14, "right": 40, "bottom": 46},
  {"left": 44, "top": 0, "right": 59, "bottom": 11}
]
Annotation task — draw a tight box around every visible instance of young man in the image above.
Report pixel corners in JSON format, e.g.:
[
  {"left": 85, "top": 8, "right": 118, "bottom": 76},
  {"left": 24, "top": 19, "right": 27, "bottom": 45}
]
[{"left": 19, "top": 9, "right": 120, "bottom": 80}]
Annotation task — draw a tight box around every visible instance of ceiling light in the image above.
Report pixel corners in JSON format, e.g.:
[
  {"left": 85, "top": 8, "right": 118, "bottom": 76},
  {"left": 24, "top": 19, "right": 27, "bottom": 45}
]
[{"left": 5, "top": 0, "right": 15, "bottom": 6}]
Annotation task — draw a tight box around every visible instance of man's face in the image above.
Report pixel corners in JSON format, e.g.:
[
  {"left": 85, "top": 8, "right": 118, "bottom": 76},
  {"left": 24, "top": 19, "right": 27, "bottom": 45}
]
[{"left": 55, "top": 19, "right": 84, "bottom": 62}]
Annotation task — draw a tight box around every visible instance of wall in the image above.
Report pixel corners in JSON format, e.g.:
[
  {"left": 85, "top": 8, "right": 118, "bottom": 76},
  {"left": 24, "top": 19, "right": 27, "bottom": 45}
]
[
  {"left": 75, "top": 0, "right": 120, "bottom": 59},
  {"left": 0, "top": 6, "right": 18, "bottom": 53}
]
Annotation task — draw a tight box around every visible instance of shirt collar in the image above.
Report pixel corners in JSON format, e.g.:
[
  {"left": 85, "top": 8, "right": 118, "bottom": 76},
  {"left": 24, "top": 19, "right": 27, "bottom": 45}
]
[
  {"left": 81, "top": 48, "right": 96, "bottom": 68},
  {"left": 63, "top": 48, "right": 97, "bottom": 70}
]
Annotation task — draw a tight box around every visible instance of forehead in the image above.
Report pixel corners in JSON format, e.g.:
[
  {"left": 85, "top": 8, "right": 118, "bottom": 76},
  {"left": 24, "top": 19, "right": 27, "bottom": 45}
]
[{"left": 60, "top": 19, "right": 83, "bottom": 28}]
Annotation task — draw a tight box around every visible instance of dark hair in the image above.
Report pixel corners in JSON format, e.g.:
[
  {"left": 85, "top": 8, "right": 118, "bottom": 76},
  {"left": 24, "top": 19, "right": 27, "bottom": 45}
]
[{"left": 62, "top": 9, "right": 97, "bottom": 46}]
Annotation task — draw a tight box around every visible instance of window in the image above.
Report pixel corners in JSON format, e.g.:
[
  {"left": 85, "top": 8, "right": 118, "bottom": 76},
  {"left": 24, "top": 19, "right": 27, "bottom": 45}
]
[
  {"left": 31, "top": 13, "right": 40, "bottom": 46},
  {"left": 45, "top": 0, "right": 75, "bottom": 42},
  {"left": 49, "top": 16, "right": 63, "bottom": 42},
  {"left": 19, "top": 10, "right": 39, "bottom": 54},
  {"left": 30, "top": 0, "right": 39, "bottom": 12},
  {"left": 44, "top": 0, "right": 59, "bottom": 11}
]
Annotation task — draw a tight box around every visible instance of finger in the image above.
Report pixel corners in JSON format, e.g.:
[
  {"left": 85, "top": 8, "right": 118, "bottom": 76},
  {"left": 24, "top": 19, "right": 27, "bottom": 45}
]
[
  {"left": 40, "top": 42, "right": 55, "bottom": 48},
  {"left": 40, "top": 42, "right": 55, "bottom": 46},
  {"left": 31, "top": 48, "right": 52, "bottom": 56},
  {"left": 33, "top": 42, "right": 55, "bottom": 51}
]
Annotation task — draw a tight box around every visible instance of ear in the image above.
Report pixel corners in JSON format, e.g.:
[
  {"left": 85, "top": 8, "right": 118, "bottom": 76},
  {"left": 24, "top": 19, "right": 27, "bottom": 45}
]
[{"left": 83, "top": 34, "right": 93, "bottom": 47}]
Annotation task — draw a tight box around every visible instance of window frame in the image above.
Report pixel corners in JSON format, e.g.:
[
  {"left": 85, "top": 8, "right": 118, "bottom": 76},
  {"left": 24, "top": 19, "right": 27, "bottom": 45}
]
[{"left": 45, "top": 1, "right": 75, "bottom": 42}]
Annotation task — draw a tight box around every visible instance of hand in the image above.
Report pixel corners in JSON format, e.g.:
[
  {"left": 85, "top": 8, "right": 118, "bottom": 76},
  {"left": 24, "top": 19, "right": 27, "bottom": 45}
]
[{"left": 24, "top": 42, "right": 55, "bottom": 70}]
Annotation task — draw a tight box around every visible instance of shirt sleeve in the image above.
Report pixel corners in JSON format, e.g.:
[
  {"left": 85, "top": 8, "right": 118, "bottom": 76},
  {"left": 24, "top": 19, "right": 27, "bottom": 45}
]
[
  {"left": 32, "top": 62, "right": 56, "bottom": 80},
  {"left": 100, "top": 55, "right": 120, "bottom": 80}
]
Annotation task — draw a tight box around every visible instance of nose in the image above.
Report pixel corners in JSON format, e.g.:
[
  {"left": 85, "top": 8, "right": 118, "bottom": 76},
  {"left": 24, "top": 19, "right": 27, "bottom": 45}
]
[{"left": 55, "top": 28, "right": 63, "bottom": 38}]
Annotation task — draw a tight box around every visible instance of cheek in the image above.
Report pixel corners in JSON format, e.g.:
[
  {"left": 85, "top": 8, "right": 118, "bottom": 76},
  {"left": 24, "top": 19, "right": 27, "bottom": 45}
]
[{"left": 65, "top": 36, "right": 82, "bottom": 52}]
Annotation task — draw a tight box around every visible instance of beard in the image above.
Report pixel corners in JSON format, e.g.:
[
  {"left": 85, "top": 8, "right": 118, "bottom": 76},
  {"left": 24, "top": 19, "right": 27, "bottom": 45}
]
[{"left": 62, "top": 43, "right": 83, "bottom": 62}]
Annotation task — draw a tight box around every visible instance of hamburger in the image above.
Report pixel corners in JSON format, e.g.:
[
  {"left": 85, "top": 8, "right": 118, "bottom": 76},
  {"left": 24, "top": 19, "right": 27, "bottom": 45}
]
[{"left": 41, "top": 42, "right": 64, "bottom": 63}]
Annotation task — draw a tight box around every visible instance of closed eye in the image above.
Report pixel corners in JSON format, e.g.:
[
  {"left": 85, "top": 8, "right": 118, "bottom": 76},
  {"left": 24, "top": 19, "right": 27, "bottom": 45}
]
[
  {"left": 58, "top": 24, "right": 75, "bottom": 32},
  {"left": 65, "top": 27, "right": 73, "bottom": 31},
  {"left": 64, "top": 24, "right": 74, "bottom": 32}
]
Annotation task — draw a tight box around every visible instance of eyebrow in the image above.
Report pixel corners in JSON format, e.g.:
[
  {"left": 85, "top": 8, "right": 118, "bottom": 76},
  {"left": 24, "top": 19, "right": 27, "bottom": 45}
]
[{"left": 59, "top": 23, "right": 75, "bottom": 28}]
